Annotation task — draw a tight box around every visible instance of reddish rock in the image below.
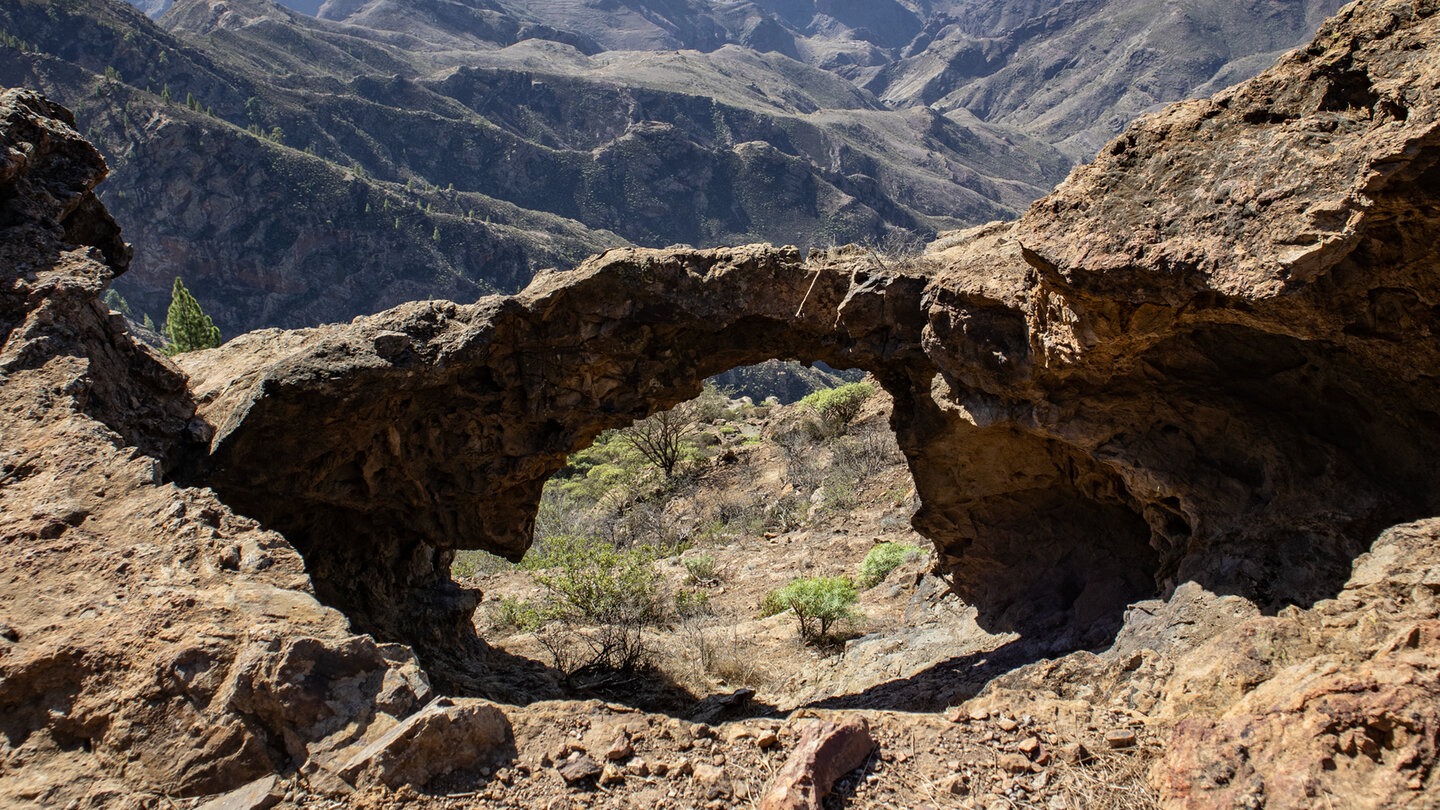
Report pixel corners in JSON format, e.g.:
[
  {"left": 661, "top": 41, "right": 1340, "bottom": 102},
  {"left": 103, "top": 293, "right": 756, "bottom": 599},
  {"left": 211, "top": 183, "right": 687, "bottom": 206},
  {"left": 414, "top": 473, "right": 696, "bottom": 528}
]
[
  {"left": 1103, "top": 730, "right": 1137, "bottom": 749},
  {"left": 556, "top": 753, "right": 602, "bottom": 784},
  {"left": 604, "top": 733, "right": 634, "bottom": 761},
  {"left": 759, "top": 717, "right": 875, "bottom": 810},
  {"left": 997, "top": 753, "right": 1032, "bottom": 774}
]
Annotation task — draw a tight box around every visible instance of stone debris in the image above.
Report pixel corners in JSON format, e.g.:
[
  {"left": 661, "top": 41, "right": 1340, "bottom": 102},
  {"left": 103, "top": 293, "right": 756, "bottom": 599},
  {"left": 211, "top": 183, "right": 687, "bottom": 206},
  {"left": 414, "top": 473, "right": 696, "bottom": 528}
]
[
  {"left": 556, "top": 752, "right": 603, "bottom": 784},
  {"left": 1104, "top": 729, "right": 1137, "bottom": 749},
  {"left": 997, "top": 753, "right": 1032, "bottom": 774},
  {"left": 604, "top": 731, "right": 634, "bottom": 761}
]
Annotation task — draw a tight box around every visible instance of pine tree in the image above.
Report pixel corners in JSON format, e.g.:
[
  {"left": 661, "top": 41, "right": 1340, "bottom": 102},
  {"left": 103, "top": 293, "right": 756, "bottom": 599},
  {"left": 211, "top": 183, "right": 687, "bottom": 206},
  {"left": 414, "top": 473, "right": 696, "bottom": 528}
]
[{"left": 162, "top": 277, "right": 221, "bottom": 355}]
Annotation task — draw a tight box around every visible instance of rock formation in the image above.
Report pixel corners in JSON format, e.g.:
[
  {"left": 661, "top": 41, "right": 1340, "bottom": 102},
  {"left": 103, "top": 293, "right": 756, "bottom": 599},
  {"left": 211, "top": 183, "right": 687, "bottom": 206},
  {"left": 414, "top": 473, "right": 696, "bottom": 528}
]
[
  {"left": 182, "top": 0, "right": 1439, "bottom": 660},
  {"left": 0, "top": 87, "right": 471, "bottom": 804},
  {"left": 1, "top": 0, "right": 1438, "bottom": 807}
]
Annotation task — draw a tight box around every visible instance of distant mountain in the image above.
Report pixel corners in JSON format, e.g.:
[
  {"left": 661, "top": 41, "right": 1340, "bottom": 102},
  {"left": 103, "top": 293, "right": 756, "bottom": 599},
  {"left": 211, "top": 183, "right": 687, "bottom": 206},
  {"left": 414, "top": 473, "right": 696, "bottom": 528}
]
[
  {"left": 867, "top": 0, "right": 1345, "bottom": 158},
  {"left": 4, "top": 0, "right": 1339, "bottom": 336},
  {"left": 0, "top": 0, "right": 1064, "bottom": 334}
]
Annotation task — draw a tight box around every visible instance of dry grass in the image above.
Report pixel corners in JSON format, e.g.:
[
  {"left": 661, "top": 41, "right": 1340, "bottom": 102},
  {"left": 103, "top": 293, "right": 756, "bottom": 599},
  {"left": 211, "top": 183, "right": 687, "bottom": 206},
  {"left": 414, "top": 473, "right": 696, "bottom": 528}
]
[{"left": 1044, "top": 744, "right": 1163, "bottom": 810}]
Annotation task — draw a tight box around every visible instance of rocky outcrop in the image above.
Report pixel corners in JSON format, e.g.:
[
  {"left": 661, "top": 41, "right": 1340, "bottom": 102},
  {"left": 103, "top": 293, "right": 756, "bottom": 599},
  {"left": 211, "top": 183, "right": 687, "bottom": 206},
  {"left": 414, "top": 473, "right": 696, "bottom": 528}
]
[
  {"left": 0, "top": 88, "right": 442, "bottom": 807},
  {"left": 180, "top": 242, "right": 937, "bottom": 665}
]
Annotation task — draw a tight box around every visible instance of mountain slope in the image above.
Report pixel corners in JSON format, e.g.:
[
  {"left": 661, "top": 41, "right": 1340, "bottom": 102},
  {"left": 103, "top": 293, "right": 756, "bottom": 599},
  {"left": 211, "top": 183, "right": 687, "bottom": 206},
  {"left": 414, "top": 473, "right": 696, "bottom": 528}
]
[
  {"left": 870, "top": 0, "right": 1347, "bottom": 158},
  {"left": 0, "top": 0, "right": 1067, "bottom": 333}
]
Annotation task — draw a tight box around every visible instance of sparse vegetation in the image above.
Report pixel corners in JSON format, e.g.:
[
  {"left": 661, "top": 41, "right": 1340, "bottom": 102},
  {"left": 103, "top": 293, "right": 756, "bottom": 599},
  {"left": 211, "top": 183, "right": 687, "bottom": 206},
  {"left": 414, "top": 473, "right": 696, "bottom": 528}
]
[
  {"left": 515, "top": 534, "right": 666, "bottom": 675},
  {"left": 858, "top": 542, "right": 920, "bottom": 589},
  {"left": 683, "top": 553, "right": 719, "bottom": 585},
  {"left": 760, "top": 575, "right": 860, "bottom": 643},
  {"left": 801, "top": 381, "right": 876, "bottom": 437},
  {"left": 618, "top": 400, "right": 703, "bottom": 479}
]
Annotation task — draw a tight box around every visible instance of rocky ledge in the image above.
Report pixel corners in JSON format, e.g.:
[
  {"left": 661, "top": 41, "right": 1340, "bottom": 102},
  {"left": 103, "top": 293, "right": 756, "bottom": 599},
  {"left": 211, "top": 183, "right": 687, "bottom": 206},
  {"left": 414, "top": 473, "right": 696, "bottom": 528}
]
[{"left": 1, "top": 0, "right": 1438, "bottom": 808}]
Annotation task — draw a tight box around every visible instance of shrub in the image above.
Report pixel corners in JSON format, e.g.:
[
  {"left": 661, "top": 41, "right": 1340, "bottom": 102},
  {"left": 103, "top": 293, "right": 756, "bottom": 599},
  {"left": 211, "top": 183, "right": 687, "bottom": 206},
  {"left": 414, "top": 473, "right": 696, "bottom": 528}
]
[
  {"left": 858, "top": 542, "right": 920, "bottom": 589},
  {"left": 529, "top": 535, "right": 663, "bottom": 624},
  {"left": 673, "top": 588, "right": 712, "bottom": 618},
  {"left": 761, "top": 576, "right": 859, "bottom": 642},
  {"left": 831, "top": 426, "right": 902, "bottom": 477},
  {"left": 800, "top": 381, "right": 876, "bottom": 435},
  {"left": 683, "top": 553, "right": 719, "bottom": 585},
  {"left": 491, "top": 595, "right": 544, "bottom": 630},
  {"left": 523, "top": 535, "right": 665, "bottom": 673}
]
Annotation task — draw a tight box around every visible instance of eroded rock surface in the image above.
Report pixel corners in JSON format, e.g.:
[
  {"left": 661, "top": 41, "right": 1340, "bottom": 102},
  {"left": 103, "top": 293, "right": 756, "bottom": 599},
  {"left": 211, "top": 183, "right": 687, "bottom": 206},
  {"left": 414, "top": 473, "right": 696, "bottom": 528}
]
[{"left": 0, "top": 88, "right": 438, "bottom": 807}]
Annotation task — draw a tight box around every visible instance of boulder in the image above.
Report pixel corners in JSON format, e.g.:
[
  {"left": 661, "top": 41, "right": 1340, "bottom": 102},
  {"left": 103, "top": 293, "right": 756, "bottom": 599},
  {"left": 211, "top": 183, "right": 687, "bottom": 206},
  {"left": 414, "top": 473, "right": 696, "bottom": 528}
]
[
  {"left": 758, "top": 716, "right": 875, "bottom": 810},
  {"left": 336, "top": 697, "right": 511, "bottom": 789}
]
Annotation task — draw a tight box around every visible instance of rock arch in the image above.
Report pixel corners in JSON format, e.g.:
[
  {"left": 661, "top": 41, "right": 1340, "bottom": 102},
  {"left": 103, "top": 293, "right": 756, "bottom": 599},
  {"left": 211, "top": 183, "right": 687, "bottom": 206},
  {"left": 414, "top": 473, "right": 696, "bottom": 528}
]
[{"left": 179, "top": 1, "right": 1440, "bottom": 687}]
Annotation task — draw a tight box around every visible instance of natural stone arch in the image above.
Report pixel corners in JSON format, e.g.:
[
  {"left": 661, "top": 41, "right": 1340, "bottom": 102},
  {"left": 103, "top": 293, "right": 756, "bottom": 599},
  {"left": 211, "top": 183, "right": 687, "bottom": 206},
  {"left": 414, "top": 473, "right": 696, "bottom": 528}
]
[
  {"left": 178, "top": 3, "right": 1440, "bottom": 692},
  {"left": 181, "top": 242, "right": 1164, "bottom": 678},
  {"left": 181, "top": 246, "right": 936, "bottom": 664}
]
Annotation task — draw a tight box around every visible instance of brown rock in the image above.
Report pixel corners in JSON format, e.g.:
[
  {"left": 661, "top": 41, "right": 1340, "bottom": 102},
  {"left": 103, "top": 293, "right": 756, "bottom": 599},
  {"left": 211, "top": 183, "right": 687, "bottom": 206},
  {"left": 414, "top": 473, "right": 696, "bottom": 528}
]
[
  {"left": 1017, "top": 737, "right": 1041, "bottom": 757},
  {"left": 599, "top": 763, "right": 625, "bottom": 786},
  {"left": 693, "top": 763, "right": 728, "bottom": 788},
  {"left": 195, "top": 776, "right": 282, "bottom": 810},
  {"left": 604, "top": 733, "right": 634, "bottom": 761},
  {"left": 997, "top": 754, "right": 1032, "bottom": 774},
  {"left": 942, "top": 774, "right": 969, "bottom": 796},
  {"left": 1104, "top": 730, "right": 1137, "bottom": 750},
  {"left": 557, "top": 753, "right": 603, "bottom": 784},
  {"left": 1059, "top": 742, "right": 1092, "bottom": 765},
  {"left": 756, "top": 732, "right": 780, "bottom": 749},
  {"left": 337, "top": 698, "right": 512, "bottom": 789},
  {"left": 758, "top": 716, "right": 875, "bottom": 810}
]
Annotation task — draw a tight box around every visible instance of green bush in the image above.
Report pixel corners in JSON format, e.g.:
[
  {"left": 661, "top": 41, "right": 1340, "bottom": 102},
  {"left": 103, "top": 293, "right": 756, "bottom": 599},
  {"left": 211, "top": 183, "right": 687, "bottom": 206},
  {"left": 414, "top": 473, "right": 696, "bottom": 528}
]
[
  {"left": 528, "top": 535, "right": 663, "bottom": 625},
  {"left": 491, "top": 595, "right": 544, "bottom": 630},
  {"left": 521, "top": 535, "right": 666, "bottom": 673},
  {"left": 761, "top": 576, "right": 859, "bottom": 642},
  {"left": 684, "top": 553, "right": 719, "bottom": 585},
  {"left": 800, "top": 381, "right": 876, "bottom": 435},
  {"left": 858, "top": 542, "right": 920, "bottom": 589},
  {"left": 674, "top": 588, "right": 713, "bottom": 618}
]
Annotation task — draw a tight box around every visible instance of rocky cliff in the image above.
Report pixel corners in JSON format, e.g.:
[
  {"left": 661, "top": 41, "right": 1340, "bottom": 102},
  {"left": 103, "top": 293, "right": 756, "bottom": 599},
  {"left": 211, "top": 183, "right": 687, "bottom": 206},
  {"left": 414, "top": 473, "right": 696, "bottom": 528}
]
[{"left": 2, "top": 0, "right": 1438, "bottom": 808}]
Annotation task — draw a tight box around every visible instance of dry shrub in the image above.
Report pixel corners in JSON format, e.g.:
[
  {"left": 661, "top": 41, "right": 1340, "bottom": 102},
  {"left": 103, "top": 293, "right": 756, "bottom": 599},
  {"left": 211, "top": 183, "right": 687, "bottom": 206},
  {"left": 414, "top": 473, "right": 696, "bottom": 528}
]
[{"left": 668, "top": 618, "right": 770, "bottom": 692}]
